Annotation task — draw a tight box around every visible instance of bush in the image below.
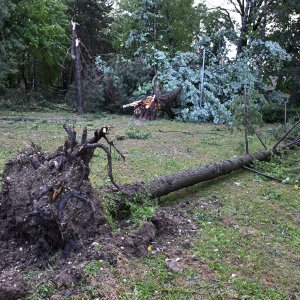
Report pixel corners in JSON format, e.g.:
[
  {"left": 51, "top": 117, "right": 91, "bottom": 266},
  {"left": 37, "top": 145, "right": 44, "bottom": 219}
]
[
  {"left": 0, "top": 89, "right": 58, "bottom": 110},
  {"left": 261, "top": 103, "right": 300, "bottom": 123},
  {"left": 125, "top": 127, "right": 151, "bottom": 139}
]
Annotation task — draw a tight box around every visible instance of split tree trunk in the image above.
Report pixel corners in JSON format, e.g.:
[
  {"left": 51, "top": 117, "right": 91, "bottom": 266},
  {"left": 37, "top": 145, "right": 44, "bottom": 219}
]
[
  {"left": 71, "top": 21, "right": 83, "bottom": 114},
  {"left": 124, "top": 85, "right": 181, "bottom": 120}
]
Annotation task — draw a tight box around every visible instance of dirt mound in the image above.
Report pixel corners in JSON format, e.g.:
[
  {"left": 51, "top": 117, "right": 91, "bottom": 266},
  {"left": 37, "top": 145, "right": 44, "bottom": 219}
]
[{"left": 0, "top": 126, "right": 111, "bottom": 259}]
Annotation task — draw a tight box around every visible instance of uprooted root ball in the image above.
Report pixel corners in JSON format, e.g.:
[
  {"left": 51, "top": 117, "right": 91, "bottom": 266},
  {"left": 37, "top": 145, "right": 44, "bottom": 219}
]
[{"left": 0, "top": 125, "right": 122, "bottom": 257}]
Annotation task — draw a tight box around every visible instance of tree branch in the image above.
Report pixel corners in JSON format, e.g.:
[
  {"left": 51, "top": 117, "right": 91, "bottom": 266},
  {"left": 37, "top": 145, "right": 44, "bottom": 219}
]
[
  {"left": 273, "top": 120, "right": 300, "bottom": 152},
  {"left": 85, "top": 143, "right": 120, "bottom": 190}
]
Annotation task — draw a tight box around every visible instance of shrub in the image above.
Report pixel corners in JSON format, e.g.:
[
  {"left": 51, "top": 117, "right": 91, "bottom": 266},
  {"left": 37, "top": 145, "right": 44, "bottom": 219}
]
[
  {"left": 0, "top": 89, "right": 58, "bottom": 110},
  {"left": 261, "top": 103, "right": 300, "bottom": 123},
  {"left": 125, "top": 127, "right": 151, "bottom": 139}
]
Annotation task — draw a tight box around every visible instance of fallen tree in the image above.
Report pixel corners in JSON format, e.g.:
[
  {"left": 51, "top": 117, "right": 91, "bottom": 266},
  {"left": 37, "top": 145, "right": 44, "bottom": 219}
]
[
  {"left": 144, "top": 151, "right": 271, "bottom": 198},
  {"left": 0, "top": 120, "right": 299, "bottom": 257},
  {"left": 140, "top": 119, "right": 299, "bottom": 198}
]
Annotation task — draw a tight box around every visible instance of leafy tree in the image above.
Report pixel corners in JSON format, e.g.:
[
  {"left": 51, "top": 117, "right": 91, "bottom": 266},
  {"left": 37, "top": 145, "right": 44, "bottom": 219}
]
[
  {"left": 194, "top": 3, "right": 236, "bottom": 59},
  {"left": 10, "top": 0, "right": 69, "bottom": 88},
  {"left": 113, "top": 0, "right": 199, "bottom": 55},
  {"left": 0, "top": 0, "right": 22, "bottom": 91},
  {"left": 270, "top": 0, "right": 300, "bottom": 106}
]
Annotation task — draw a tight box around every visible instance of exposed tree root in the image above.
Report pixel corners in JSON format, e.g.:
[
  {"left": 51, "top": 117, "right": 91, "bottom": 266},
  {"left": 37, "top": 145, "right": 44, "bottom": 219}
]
[{"left": 0, "top": 125, "right": 123, "bottom": 257}]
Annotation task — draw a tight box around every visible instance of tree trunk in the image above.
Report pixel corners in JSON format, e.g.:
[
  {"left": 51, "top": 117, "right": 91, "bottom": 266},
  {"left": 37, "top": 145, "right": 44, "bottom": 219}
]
[
  {"left": 141, "top": 119, "right": 300, "bottom": 198},
  {"left": 237, "top": 0, "right": 251, "bottom": 56},
  {"left": 124, "top": 85, "right": 181, "bottom": 120},
  {"left": 75, "top": 38, "right": 83, "bottom": 114},
  {"left": 71, "top": 21, "right": 83, "bottom": 114},
  {"left": 143, "top": 151, "right": 271, "bottom": 198},
  {"left": 243, "top": 86, "right": 249, "bottom": 154}
]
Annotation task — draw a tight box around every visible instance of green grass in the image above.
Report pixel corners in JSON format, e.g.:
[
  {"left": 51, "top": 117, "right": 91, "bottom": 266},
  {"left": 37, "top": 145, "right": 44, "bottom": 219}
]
[
  {"left": 1, "top": 111, "right": 299, "bottom": 299},
  {"left": 83, "top": 259, "right": 103, "bottom": 277}
]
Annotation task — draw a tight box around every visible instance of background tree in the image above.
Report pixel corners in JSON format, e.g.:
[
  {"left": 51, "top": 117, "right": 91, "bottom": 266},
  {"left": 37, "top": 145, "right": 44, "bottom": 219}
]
[
  {"left": 270, "top": 0, "right": 300, "bottom": 106},
  {"left": 112, "top": 0, "right": 199, "bottom": 56},
  {"left": 9, "top": 0, "right": 69, "bottom": 90},
  {"left": 0, "top": 0, "right": 22, "bottom": 91},
  {"left": 65, "top": 0, "right": 113, "bottom": 57}
]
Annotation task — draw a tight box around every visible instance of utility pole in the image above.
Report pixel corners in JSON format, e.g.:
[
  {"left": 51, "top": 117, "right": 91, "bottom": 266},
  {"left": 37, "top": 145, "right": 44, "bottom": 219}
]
[{"left": 71, "top": 20, "right": 83, "bottom": 114}]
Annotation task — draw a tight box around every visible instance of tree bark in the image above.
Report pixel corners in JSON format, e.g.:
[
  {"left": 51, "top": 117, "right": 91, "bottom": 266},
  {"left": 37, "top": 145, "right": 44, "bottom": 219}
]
[
  {"left": 142, "top": 151, "right": 271, "bottom": 198},
  {"left": 71, "top": 21, "right": 83, "bottom": 114},
  {"left": 237, "top": 0, "right": 251, "bottom": 56}
]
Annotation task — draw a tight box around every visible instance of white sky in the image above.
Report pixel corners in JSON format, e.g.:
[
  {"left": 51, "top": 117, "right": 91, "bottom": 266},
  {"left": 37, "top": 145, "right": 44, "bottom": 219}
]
[
  {"left": 202, "top": 0, "right": 240, "bottom": 22},
  {"left": 201, "top": 0, "right": 231, "bottom": 10}
]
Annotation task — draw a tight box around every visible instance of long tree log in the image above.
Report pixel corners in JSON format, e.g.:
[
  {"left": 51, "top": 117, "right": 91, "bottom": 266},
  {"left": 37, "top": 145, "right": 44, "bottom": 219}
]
[
  {"left": 133, "top": 120, "right": 299, "bottom": 198},
  {"left": 136, "top": 151, "right": 271, "bottom": 198}
]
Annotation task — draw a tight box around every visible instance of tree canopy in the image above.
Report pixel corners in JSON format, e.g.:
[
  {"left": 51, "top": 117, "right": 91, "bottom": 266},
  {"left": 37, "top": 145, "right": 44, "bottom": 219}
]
[{"left": 0, "top": 0, "right": 298, "bottom": 115}]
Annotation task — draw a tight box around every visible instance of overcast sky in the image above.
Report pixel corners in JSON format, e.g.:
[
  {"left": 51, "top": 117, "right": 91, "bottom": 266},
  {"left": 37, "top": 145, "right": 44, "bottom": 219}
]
[
  {"left": 202, "top": 0, "right": 227, "bottom": 8},
  {"left": 201, "top": 0, "right": 240, "bottom": 23}
]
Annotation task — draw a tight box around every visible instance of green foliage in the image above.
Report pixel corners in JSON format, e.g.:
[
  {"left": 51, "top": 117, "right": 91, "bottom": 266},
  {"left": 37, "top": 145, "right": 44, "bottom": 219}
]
[
  {"left": 261, "top": 103, "right": 300, "bottom": 123},
  {"left": 231, "top": 87, "right": 263, "bottom": 134},
  {"left": 26, "top": 282, "right": 57, "bottom": 300},
  {"left": 83, "top": 260, "right": 103, "bottom": 276},
  {"left": 95, "top": 56, "right": 152, "bottom": 112},
  {"left": 127, "top": 193, "right": 158, "bottom": 225},
  {"left": 65, "top": 0, "right": 113, "bottom": 56},
  {"left": 0, "top": 0, "right": 70, "bottom": 90},
  {"left": 113, "top": 0, "right": 198, "bottom": 55},
  {"left": 0, "top": 0, "right": 21, "bottom": 91},
  {"left": 125, "top": 127, "right": 151, "bottom": 140},
  {"left": 11, "top": 0, "right": 69, "bottom": 75},
  {"left": 270, "top": 1, "right": 300, "bottom": 106},
  {"left": 254, "top": 158, "right": 300, "bottom": 185},
  {"left": 65, "top": 68, "right": 106, "bottom": 113},
  {"left": 0, "top": 90, "right": 53, "bottom": 110}
]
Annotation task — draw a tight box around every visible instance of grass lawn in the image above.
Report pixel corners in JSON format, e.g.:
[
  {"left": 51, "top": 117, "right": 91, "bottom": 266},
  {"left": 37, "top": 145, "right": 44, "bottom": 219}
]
[{"left": 0, "top": 111, "right": 299, "bottom": 299}]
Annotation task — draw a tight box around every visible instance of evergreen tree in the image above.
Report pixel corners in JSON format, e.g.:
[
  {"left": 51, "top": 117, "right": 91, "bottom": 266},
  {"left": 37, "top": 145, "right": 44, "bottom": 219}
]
[{"left": 65, "top": 0, "right": 113, "bottom": 56}]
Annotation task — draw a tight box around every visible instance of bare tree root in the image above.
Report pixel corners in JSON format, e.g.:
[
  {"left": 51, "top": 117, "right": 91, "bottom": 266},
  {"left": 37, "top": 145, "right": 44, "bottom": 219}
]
[{"left": 0, "top": 125, "right": 124, "bottom": 258}]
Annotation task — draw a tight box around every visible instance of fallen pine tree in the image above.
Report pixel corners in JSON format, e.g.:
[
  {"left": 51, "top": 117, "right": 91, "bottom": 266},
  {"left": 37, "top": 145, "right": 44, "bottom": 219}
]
[
  {"left": 0, "top": 120, "right": 299, "bottom": 258},
  {"left": 125, "top": 119, "right": 300, "bottom": 198},
  {"left": 142, "top": 151, "right": 271, "bottom": 198}
]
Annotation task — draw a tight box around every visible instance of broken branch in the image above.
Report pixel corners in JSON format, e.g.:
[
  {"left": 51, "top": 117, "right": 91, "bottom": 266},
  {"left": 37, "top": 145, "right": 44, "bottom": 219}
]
[
  {"left": 85, "top": 143, "right": 120, "bottom": 190},
  {"left": 273, "top": 120, "right": 300, "bottom": 152},
  {"left": 243, "top": 166, "right": 282, "bottom": 182}
]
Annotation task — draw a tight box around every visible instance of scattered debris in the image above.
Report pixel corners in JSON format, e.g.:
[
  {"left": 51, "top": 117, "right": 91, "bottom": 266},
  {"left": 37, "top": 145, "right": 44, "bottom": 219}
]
[{"left": 166, "top": 258, "right": 183, "bottom": 273}]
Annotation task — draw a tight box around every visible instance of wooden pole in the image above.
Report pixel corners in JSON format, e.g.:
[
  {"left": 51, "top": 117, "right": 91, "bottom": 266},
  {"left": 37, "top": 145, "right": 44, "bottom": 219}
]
[
  {"left": 243, "top": 85, "right": 249, "bottom": 155},
  {"left": 284, "top": 101, "right": 287, "bottom": 133}
]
